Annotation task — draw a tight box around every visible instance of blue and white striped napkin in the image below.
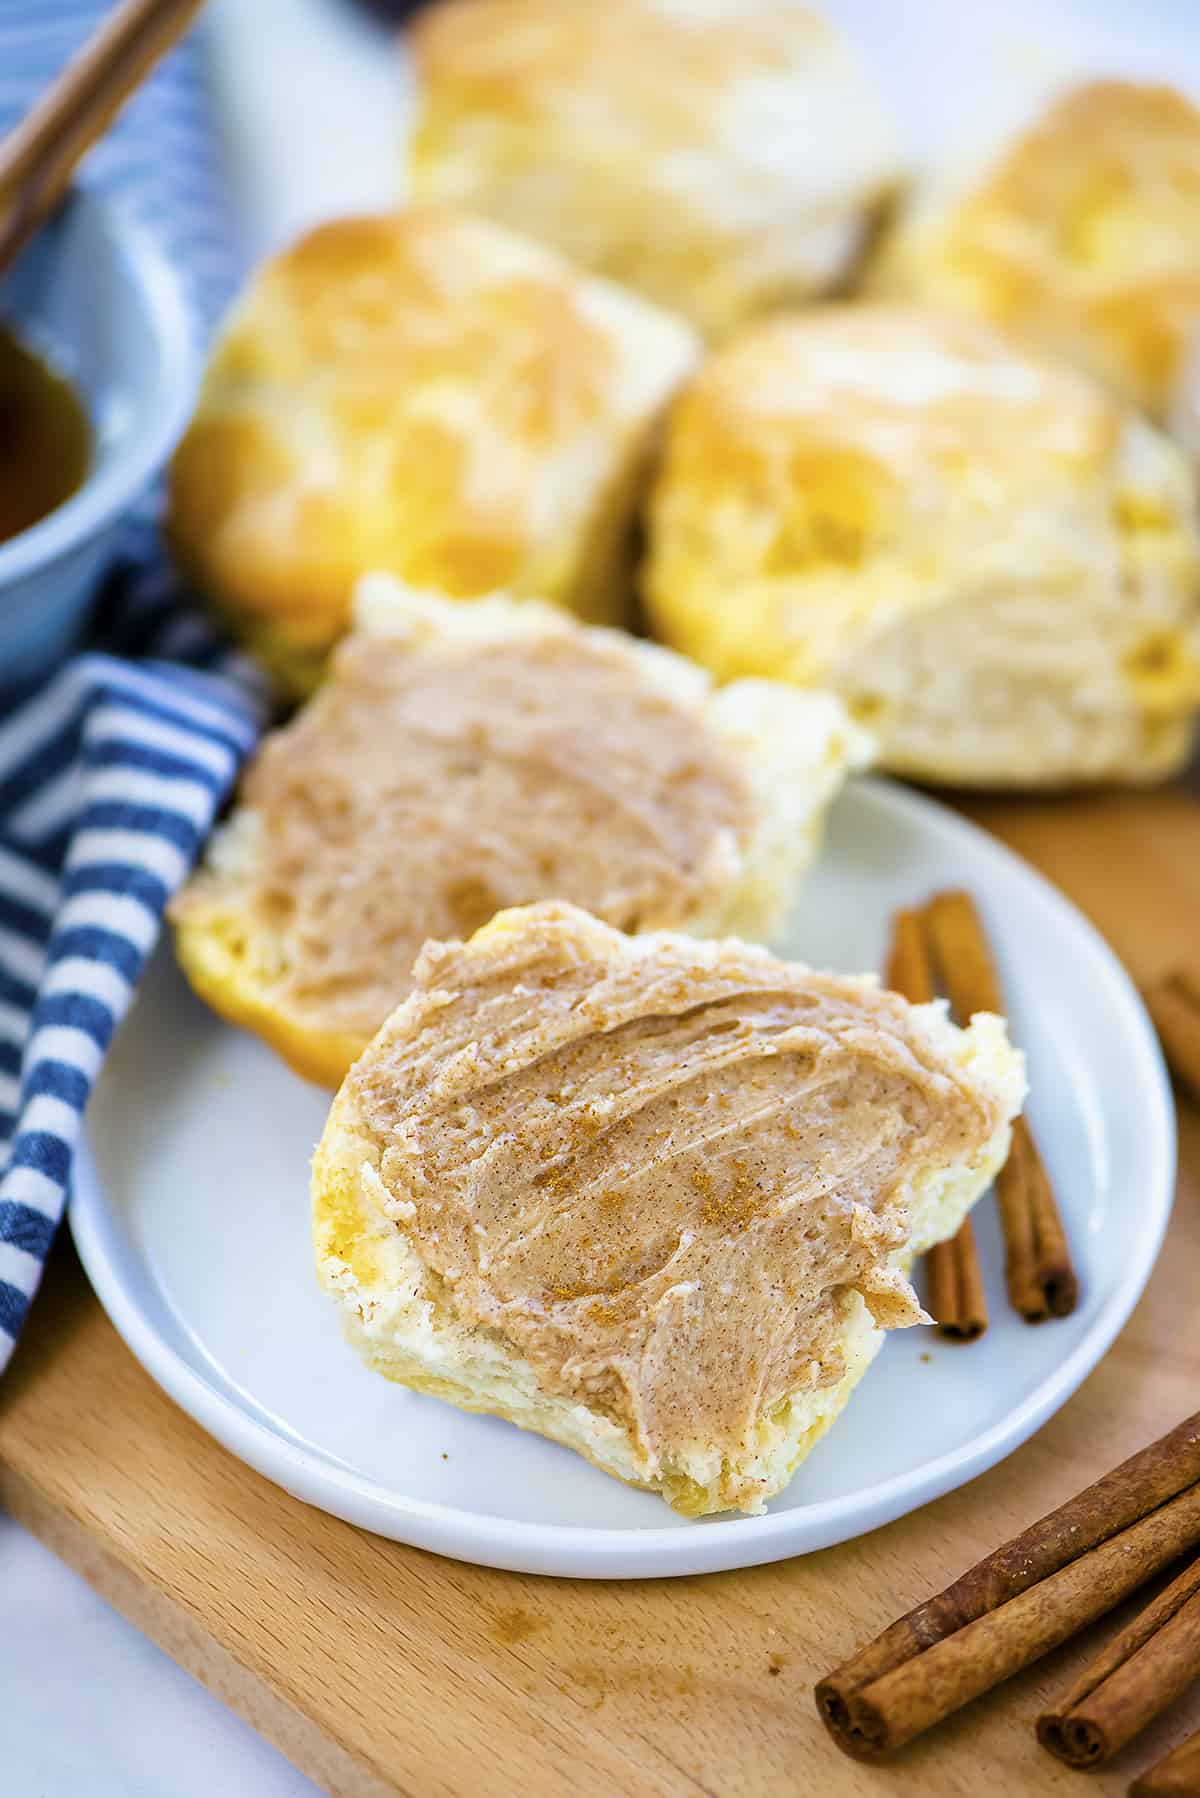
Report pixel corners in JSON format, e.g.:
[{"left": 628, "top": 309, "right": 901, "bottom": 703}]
[{"left": 0, "top": 7, "right": 265, "bottom": 1372}]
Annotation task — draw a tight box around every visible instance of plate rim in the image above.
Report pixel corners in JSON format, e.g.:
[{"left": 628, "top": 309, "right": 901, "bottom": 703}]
[{"left": 70, "top": 776, "right": 1177, "bottom": 1579}]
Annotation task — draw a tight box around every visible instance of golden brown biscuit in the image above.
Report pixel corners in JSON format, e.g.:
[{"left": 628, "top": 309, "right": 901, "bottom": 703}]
[
  {"left": 171, "top": 580, "right": 869, "bottom": 1086},
  {"left": 312, "top": 901, "right": 1024, "bottom": 1515},
  {"left": 167, "top": 209, "right": 698, "bottom": 694},
  {"left": 873, "top": 81, "right": 1200, "bottom": 432},
  {"left": 643, "top": 303, "right": 1200, "bottom": 788},
  {"left": 407, "top": 0, "right": 902, "bottom": 341}
]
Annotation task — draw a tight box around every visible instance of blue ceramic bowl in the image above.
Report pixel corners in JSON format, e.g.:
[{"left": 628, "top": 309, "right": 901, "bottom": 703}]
[{"left": 0, "top": 186, "right": 196, "bottom": 685}]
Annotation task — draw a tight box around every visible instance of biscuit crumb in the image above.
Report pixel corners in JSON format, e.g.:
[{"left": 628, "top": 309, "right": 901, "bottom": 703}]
[{"left": 491, "top": 1606, "right": 546, "bottom": 1646}]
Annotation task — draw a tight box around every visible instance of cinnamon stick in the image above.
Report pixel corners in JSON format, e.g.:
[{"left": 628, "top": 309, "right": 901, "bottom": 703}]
[
  {"left": 822, "top": 1485, "right": 1200, "bottom": 1758},
  {"left": 816, "top": 1411, "right": 1200, "bottom": 1756},
  {"left": 926, "top": 888, "right": 1078, "bottom": 1320},
  {"left": 926, "top": 887, "right": 1005, "bottom": 1012},
  {"left": 995, "top": 1115, "right": 1077, "bottom": 1320},
  {"left": 885, "top": 906, "right": 937, "bottom": 1006},
  {"left": 885, "top": 905, "right": 988, "bottom": 1340},
  {"left": 1131, "top": 1727, "right": 1200, "bottom": 1796},
  {"left": 925, "top": 1223, "right": 987, "bottom": 1342},
  {"left": 1144, "top": 968, "right": 1200, "bottom": 1103},
  {"left": 1039, "top": 1556, "right": 1200, "bottom": 1767}
]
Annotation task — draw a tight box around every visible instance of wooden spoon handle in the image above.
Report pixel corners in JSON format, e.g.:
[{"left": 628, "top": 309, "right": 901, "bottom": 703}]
[{"left": 0, "top": 0, "right": 207, "bottom": 278}]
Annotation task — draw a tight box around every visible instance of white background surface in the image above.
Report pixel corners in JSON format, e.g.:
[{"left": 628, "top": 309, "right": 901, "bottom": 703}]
[{"left": 5, "top": 0, "right": 1200, "bottom": 1793}]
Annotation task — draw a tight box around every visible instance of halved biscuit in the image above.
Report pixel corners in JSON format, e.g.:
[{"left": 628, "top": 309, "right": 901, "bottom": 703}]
[
  {"left": 407, "top": 0, "right": 902, "bottom": 342},
  {"left": 312, "top": 901, "right": 1024, "bottom": 1516},
  {"left": 167, "top": 207, "right": 698, "bottom": 694},
  {"left": 643, "top": 303, "right": 1200, "bottom": 787},
  {"left": 171, "top": 581, "right": 869, "bottom": 1086}
]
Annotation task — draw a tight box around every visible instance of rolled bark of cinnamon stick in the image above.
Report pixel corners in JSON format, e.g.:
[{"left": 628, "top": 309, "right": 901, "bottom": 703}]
[
  {"left": 1131, "top": 1726, "right": 1200, "bottom": 1796},
  {"left": 925, "top": 1221, "right": 987, "bottom": 1341},
  {"left": 926, "top": 887, "right": 1004, "bottom": 1011},
  {"left": 816, "top": 1411, "right": 1200, "bottom": 1755},
  {"left": 885, "top": 906, "right": 936, "bottom": 1005},
  {"left": 996, "top": 1116, "right": 1077, "bottom": 1320},
  {"left": 822, "top": 1486, "right": 1200, "bottom": 1758},
  {"left": 926, "top": 888, "right": 1077, "bottom": 1320},
  {"left": 1038, "top": 1557, "right": 1200, "bottom": 1767},
  {"left": 1144, "top": 969, "right": 1200, "bottom": 1103},
  {"left": 885, "top": 905, "right": 988, "bottom": 1340}
]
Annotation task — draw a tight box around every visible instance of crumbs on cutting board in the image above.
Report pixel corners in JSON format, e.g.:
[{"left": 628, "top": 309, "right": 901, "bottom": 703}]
[{"left": 491, "top": 1607, "right": 547, "bottom": 1646}]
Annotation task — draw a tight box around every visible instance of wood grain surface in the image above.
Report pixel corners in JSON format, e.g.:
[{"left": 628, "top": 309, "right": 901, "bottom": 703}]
[{"left": 1, "top": 784, "right": 1198, "bottom": 1798}]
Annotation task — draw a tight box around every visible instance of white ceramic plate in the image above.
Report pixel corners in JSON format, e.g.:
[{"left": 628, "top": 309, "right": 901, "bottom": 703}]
[{"left": 70, "top": 778, "right": 1174, "bottom": 1579}]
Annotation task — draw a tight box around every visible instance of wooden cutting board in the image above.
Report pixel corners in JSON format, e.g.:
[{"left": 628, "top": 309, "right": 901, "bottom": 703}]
[{"left": 1, "top": 785, "right": 1199, "bottom": 1798}]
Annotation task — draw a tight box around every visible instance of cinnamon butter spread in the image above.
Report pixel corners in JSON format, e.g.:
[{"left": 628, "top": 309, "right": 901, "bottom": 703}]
[
  {"left": 234, "top": 627, "right": 756, "bottom": 1038},
  {"left": 347, "top": 903, "right": 1002, "bottom": 1474}
]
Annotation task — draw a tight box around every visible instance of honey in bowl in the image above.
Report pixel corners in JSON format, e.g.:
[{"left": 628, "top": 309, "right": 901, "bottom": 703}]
[{"left": 0, "top": 322, "right": 90, "bottom": 546}]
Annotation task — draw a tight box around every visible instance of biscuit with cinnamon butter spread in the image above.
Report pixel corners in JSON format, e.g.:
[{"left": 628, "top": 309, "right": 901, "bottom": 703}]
[
  {"left": 166, "top": 208, "right": 698, "bottom": 695},
  {"left": 312, "top": 901, "right": 1024, "bottom": 1516},
  {"left": 171, "top": 581, "right": 868, "bottom": 1086},
  {"left": 644, "top": 303, "right": 1200, "bottom": 787}
]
